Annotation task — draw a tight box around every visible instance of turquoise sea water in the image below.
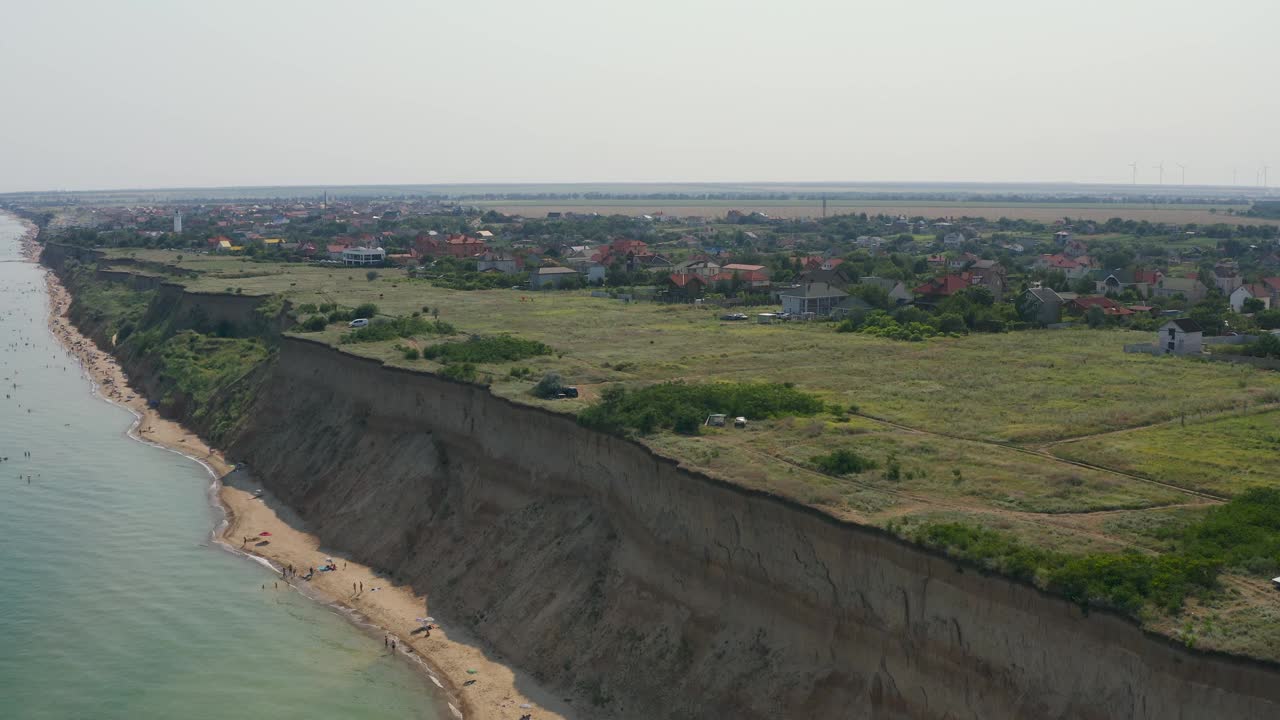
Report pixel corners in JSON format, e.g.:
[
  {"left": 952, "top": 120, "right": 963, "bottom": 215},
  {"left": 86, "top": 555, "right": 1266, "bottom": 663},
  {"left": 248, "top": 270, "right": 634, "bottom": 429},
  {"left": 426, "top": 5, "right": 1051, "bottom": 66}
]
[{"left": 0, "top": 215, "right": 444, "bottom": 720}]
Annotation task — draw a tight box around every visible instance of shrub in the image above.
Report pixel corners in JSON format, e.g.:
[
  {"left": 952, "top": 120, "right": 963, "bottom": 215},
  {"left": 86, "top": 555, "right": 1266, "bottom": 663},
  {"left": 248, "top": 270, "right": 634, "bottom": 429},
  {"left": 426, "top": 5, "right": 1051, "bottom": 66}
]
[
  {"left": 532, "top": 372, "right": 565, "bottom": 398},
  {"left": 366, "top": 270, "right": 379, "bottom": 282},
  {"left": 440, "top": 362, "right": 478, "bottom": 382},
  {"left": 578, "top": 381, "right": 824, "bottom": 435},
  {"left": 340, "top": 316, "right": 454, "bottom": 344},
  {"left": 353, "top": 302, "right": 379, "bottom": 318},
  {"left": 1242, "top": 333, "right": 1280, "bottom": 359},
  {"left": 299, "top": 315, "right": 327, "bottom": 332},
  {"left": 811, "top": 449, "right": 877, "bottom": 475},
  {"left": 911, "top": 488, "right": 1280, "bottom": 616},
  {"left": 422, "top": 335, "right": 552, "bottom": 364},
  {"left": 403, "top": 347, "right": 420, "bottom": 360}
]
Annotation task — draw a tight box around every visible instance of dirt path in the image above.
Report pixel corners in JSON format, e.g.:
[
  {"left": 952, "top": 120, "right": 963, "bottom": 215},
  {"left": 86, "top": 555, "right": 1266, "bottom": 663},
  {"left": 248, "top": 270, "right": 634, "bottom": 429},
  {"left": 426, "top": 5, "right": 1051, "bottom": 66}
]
[
  {"left": 1036, "top": 402, "right": 1280, "bottom": 452},
  {"left": 851, "top": 411, "right": 1228, "bottom": 504}
]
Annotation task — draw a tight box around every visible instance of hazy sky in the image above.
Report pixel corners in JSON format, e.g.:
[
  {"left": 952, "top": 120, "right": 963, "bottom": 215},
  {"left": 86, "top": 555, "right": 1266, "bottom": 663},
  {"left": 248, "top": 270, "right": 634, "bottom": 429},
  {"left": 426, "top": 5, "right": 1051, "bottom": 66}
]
[{"left": 1, "top": 0, "right": 1277, "bottom": 192}]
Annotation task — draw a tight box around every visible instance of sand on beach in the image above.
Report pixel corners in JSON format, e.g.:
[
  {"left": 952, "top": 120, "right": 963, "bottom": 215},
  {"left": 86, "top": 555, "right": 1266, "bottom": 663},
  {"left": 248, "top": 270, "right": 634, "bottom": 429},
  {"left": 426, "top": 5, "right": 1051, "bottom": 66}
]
[{"left": 41, "top": 257, "right": 568, "bottom": 720}]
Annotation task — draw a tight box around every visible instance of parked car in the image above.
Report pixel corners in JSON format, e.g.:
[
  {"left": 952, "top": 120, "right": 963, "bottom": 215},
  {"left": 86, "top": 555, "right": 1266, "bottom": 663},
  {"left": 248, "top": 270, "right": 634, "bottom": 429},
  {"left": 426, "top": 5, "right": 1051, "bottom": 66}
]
[
  {"left": 719, "top": 313, "right": 748, "bottom": 321},
  {"left": 348, "top": 318, "right": 369, "bottom": 328}
]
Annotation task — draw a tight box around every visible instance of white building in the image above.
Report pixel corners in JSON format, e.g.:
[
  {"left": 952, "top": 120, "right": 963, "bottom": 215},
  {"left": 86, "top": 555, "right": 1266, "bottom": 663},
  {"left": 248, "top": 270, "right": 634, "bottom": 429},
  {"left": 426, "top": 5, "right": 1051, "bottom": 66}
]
[
  {"left": 530, "top": 266, "right": 580, "bottom": 289},
  {"left": 341, "top": 247, "right": 386, "bottom": 265},
  {"left": 1156, "top": 318, "right": 1203, "bottom": 356},
  {"left": 1229, "top": 284, "right": 1272, "bottom": 313},
  {"left": 173, "top": 211, "right": 183, "bottom": 233}
]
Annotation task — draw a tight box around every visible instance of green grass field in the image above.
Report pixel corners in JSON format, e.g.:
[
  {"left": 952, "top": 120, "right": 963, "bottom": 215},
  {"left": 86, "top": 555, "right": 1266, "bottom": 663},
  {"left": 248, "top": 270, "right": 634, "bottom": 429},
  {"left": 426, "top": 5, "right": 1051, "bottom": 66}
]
[
  {"left": 1051, "top": 410, "right": 1280, "bottom": 496},
  {"left": 90, "top": 248, "right": 1280, "bottom": 660}
]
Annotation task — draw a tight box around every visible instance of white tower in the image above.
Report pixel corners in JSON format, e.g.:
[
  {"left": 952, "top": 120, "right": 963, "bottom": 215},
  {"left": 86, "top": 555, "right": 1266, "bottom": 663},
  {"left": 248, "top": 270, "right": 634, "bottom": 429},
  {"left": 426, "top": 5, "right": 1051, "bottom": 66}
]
[{"left": 173, "top": 210, "right": 183, "bottom": 233}]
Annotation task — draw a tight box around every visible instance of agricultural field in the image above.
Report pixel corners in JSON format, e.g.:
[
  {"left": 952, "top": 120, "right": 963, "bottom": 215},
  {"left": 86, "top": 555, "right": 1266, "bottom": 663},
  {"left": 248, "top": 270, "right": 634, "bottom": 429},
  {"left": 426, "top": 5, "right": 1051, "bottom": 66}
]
[{"left": 469, "top": 198, "right": 1274, "bottom": 225}]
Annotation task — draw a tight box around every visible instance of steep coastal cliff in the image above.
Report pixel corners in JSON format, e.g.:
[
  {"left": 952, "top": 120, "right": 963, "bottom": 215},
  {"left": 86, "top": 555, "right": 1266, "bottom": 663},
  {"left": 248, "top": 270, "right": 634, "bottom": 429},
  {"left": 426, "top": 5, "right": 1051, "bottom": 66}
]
[{"left": 46, "top": 251, "right": 1280, "bottom": 719}]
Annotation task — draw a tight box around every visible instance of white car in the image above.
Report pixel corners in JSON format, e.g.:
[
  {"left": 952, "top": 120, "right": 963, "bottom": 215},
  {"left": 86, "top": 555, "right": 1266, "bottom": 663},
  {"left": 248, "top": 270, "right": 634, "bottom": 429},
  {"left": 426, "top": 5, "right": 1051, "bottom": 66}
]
[{"left": 348, "top": 318, "right": 369, "bottom": 328}]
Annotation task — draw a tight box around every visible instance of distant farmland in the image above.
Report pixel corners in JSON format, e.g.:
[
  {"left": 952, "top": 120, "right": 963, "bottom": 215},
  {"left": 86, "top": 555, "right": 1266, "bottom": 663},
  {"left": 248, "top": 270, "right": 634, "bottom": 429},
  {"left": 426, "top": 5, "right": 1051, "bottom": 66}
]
[{"left": 473, "top": 198, "right": 1275, "bottom": 225}]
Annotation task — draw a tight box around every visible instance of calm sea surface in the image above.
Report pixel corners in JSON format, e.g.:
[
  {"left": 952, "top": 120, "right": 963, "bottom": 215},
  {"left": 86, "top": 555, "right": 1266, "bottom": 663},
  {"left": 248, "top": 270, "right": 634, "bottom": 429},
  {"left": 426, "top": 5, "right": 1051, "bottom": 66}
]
[{"left": 0, "top": 214, "right": 444, "bottom": 720}]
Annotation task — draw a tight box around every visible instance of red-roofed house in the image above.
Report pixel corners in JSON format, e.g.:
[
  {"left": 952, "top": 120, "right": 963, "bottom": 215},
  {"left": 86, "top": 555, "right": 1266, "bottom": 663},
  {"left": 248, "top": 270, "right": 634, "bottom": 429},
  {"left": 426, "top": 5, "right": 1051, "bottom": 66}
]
[
  {"left": 1068, "top": 295, "right": 1134, "bottom": 316},
  {"left": 665, "top": 273, "right": 706, "bottom": 300},
  {"left": 720, "top": 263, "right": 771, "bottom": 287},
  {"left": 1033, "top": 254, "right": 1089, "bottom": 280},
  {"left": 416, "top": 233, "right": 487, "bottom": 258},
  {"left": 913, "top": 273, "right": 973, "bottom": 303}
]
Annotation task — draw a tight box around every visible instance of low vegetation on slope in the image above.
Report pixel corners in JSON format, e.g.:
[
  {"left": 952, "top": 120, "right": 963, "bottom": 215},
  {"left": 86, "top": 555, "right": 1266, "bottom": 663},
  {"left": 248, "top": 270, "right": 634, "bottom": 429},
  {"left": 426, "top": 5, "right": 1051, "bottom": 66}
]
[
  {"left": 578, "top": 381, "right": 824, "bottom": 435},
  {"left": 906, "top": 487, "right": 1280, "bottom": 618},
  {"left": 422, "top": 335, "right": 552, "bottom": 364},
  {"left": 340, "top": 315, "right": 455, "bottom": 344}
]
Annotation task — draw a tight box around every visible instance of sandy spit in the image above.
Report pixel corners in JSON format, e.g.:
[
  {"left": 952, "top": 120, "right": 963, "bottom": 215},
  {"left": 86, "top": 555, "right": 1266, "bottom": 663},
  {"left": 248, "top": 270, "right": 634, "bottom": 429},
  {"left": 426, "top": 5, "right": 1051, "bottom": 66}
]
[{"left": 33, "top": 234, "right": 569, "bottom": 720}]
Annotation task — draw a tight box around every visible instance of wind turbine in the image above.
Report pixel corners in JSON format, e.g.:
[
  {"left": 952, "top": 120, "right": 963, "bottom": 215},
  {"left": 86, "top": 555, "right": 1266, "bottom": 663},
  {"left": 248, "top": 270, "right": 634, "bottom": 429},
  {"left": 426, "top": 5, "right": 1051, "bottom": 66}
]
[
  {"left": 1264, "top": 165, "right": 1271, "bottom": 189},
  {"left": 1176, "top": 163, "right": 1187, "bottom": 185},
  {"left": 1152, "top": 161, "right": 1165, "bottom": 185},
  {"left": 1128, "top": 161, "right": 1138, "bottom": 185}
]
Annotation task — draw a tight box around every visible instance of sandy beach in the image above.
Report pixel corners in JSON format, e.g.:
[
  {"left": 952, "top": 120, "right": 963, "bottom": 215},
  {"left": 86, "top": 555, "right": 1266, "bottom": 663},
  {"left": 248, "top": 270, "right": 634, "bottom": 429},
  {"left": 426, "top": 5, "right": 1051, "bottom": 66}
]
[{"left": 29, "top": 230, "right": 568, "bottom": 720}]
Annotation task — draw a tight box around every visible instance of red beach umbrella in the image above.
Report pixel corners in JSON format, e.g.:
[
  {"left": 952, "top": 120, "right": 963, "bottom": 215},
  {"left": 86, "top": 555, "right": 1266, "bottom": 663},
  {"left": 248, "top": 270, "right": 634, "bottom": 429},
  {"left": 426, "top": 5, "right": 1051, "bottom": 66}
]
[{"left": 258, "top": 531, "right": 272, "bottom": 537}]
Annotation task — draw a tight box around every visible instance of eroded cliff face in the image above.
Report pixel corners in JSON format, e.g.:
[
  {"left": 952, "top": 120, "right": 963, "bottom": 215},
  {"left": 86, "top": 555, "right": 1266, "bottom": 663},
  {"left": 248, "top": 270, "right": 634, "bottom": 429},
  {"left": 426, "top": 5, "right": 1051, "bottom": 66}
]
[{"left": 226, "top": 337, "right": 1280, "bottom": 720}]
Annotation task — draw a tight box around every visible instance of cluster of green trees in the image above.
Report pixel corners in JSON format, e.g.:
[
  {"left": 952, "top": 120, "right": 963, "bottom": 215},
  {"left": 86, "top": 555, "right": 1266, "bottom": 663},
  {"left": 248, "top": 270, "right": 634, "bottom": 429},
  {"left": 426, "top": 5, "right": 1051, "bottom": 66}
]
[
  {"left": 811, "top": 449, "right": 877, "bottom": 475},
  {"left": 838, "top": 310, "right": 945, "bottom": 341},
  {"left": 339, "top": 315, "right": 455, "bottom": 344},
  {"left": 421, "top": 335, "right": 552, "bottom": 363},
  {"left": 908, "top": 487, "right": 1280, "bottom": 617},
  {"left": 837, "top": 287, "right": 1019, "bottom": 341},
  {"left": 1242, "top": 333, "right": 1280, "bottom": 359},
  {"left": 578, "top": 381, "right": 824, "bottom": 435}
]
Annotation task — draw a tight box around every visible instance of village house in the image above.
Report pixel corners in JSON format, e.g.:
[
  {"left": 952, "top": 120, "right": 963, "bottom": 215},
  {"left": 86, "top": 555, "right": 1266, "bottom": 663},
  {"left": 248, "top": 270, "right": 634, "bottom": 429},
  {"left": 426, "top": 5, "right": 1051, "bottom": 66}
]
[
  {"left": 1094, "top": 268, "right": 1161, "bottom": 296},
  {"left": 1034, "top": 253, "right": 1090, "bottom": 280},
  {"left": 942, "top": 231, "right": 966, "bottom": 248},
  {"left": 664, "top": 273, "right": 706, "bottom": 300},
  {"left": 416, "top": 233, "right": 487, "bottom": 258},
  {"left": 1068, "top": 295, "right": 1134, "bottom": 318},
  {"left": 341, "top": 246, "right": 386, "bottom": 266},
  {"left": 912, "top": 273, "right": 972, "bottom": 305},
  {"left": 1265, "top": 278, "right": 1280, "bottom": 305},
  {"left": 969, "top": 259, "right": 1007, "bottom": 300},
  {"left": 1152, "top": 276, "right": 1208, "bottom": 304},
  {"left": 529, "top": 266, "right": 580, "bottom": 289},
  {"left": 719, "top": 263, "right": 771, "bottom": 288},
  {"left": 858, "top": 277, "right": 912, "bottom": 305},
  {"left": 1156, "top": 318, "right": 1203, "bottom": 355},
  {"left": 673, "top": 258, "right": 722, "bottom": 279},
  {"left": 1062, "top": 237, "right": 1089, "bottom": 258},
  {"left": 1229, "top": 283, "right": 1273, "bottom": 313},
  {"left": 476, "top": 251, "right": 521, "bottom": 274},
  {"left": 779, "top": 282, "right": 848, "bottom": 316},
  {"left": 796, "top": 266, "right": 854, "bottom": 290},
  {"left": 1022, "top": 287, "right": 1064, "bottom": 325},
  {"left": 1213, "top": 262, "right": 1243, "bottom": 294}
]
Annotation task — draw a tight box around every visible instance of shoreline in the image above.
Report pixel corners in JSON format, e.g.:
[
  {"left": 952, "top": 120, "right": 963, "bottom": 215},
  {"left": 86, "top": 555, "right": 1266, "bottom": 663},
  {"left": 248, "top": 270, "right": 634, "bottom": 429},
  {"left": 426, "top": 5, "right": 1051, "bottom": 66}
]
[{"left": 28, "top": 230, "right": 569, "bottom": 720}]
